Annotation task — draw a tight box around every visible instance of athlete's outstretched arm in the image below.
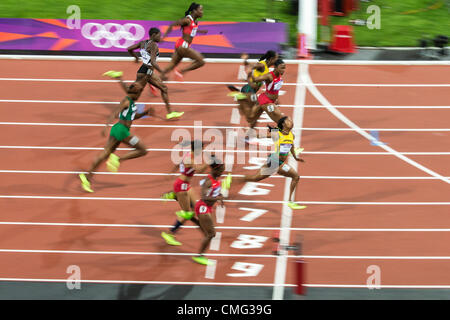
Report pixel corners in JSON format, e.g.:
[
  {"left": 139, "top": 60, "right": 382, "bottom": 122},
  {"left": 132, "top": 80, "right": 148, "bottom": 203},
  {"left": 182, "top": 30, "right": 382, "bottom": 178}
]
[
  {"left": 162, "top": 18, "right": 190, "bottom": 40},
  {"left": 127, "top": 42, "right": 141, "bottom": 63}
]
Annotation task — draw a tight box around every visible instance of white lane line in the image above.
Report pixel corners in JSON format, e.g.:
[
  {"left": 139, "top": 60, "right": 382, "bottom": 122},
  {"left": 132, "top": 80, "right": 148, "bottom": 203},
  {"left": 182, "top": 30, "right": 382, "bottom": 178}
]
[
  {"left": 0, "top": 222, "right": 448, "bottom": 232},
  {"left": 1, "top": 99, "right": 450, "bottom": 109},
  {"left": 5, "top": 169, "right": 450, "bottom": 180},
  {"left": 3, "top": 121, "right": 450, "bottom": 132},
  {"left": 1, "top": 195, "right": 450, "bottom": 205},
  {"left": 2, "top": 54, "right": 450, "bottom": 65},
  {"left": 305, "top": 284, "right": 450, "bottom": 289},
  {"left": 272, "top": 61, "right": 307, "bottom": 300},
  {"left": 1, "top": 146, "right": 449, "bottom": 155},
  {"left": 0, "top": 277, "right": 448, "bottom": 289},
  {"left": 0, "top": 77, "right": 448, "bottom": 87},
  {"left": 303, "top": 63, "right": 450, "bottom": 185},
  {"left": 0, "top": 248, "right": 448, "bottom": 260}
]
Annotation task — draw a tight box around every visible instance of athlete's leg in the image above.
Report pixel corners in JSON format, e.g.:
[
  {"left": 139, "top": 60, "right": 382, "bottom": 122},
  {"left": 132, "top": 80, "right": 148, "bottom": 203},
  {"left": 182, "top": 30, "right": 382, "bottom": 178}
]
[
  {"left": 120, "top": 135, "right": 148, "bottom": 160},
  {"left": 277, "top": 164, "right": 306, "bottom": 210},
  {"left": 178, "top": 48, "right": 205, "bottom": 74},
  {"left": 161, "top": 49, "right": 183, "bottom": 79}
]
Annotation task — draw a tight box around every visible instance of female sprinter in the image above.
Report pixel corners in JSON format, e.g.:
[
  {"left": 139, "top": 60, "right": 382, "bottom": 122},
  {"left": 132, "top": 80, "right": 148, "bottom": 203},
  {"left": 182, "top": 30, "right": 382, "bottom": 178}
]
[
  {"left": 191, "top": 156, "right": 226, "bottom": 265},
  {"left": 160, "top": 140, "right": 210, "bottom": 246},
  {"left": 160, "top": 2, "right": 207, "bottom": 81},
  {"left": 126, "top": 27, "right": 184, "bottom": 120},
  {"left": 234, "top": 58, "right": 287, "bottom": 130},
  {"left": 226, "top": 116, "right": 306, "bottom": 210},
  {"left": 78, "top": 79, "right": 154, "bottom": 193},
  {"left": 227, "top": 50, "right": 279, "bottom": 140}
]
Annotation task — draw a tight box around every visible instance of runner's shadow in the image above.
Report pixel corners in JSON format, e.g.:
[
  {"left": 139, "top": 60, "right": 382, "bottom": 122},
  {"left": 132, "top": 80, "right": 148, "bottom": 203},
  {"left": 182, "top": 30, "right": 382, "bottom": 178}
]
[{"left": 117, "top": 283, "right": 194, "bottom": 300}]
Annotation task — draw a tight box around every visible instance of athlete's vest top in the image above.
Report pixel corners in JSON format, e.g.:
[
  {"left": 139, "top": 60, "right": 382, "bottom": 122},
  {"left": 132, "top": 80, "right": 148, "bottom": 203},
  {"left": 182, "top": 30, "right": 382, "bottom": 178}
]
[
  {"left": 182, "top": 15, "right": 199, "bottom": 38},
  {"left": 250, "top": 60, "right": 269, "bottom": 88},
  {"left": 119, "top": 97, "right": 137, "bottom": 121},
  {"left": 205, "top": 174, "right": 221, "bottom": 198},
  {"left": 266, "top": 71, "right": 284, "bottom": 95},
  {"left": 275, "top": 130, "right": 294, "bottom": 156},
  {"left": 139, "top": 40, "right": 159, "bottom": 66},
  {"left": 179, "top": 151, "right": 196, "bottom": 177}
]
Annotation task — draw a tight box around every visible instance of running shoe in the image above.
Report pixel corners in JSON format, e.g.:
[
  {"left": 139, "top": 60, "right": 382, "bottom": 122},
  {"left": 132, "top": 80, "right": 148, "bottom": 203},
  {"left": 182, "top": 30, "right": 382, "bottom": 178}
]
[
  {"left": 221, "top": 173, "right": 232, "bottom": 191},
  {"left": 79, "top": 174, "right": 93, "bottom": 193},
  {"left": 192, "top": 255, "right": 213, "bottom": 265},
  {"left": 106, "top": 154, "right": 120, "bottom": 172},
  {"left": 166, "top": 111, "right": 185, "bottom": 119},
  {"left": 176, "top": 210, "right": 194, "bottom": 220},
  {"left": 103, "top": 70, "right": 123, "bottom": 78},
  {"left": 161, "top": 232, "right": 182, "bottom": 246},
  {"left": 287, "top": 202, "right": 307, "bottom": 210},
  {"left": 161, "top": 191, "right": 176, "bottom": 201},
  {"left": 294, "top": 147, "right": 304, "bottom": 157},
  {"left": 149, "top": 85, "right": 159, "bottom": 96},
  {"left": 174, "top": 68, "right": 183, "bottom": 81},
  {"left": 227, "top": 92, "right": 247, "bottom": 100}
]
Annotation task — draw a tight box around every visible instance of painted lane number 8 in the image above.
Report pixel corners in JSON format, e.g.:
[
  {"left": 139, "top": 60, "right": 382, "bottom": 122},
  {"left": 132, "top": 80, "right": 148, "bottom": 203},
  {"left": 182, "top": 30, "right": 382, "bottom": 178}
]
[{"left": 230, "top": 234, "right": 268, "bottom": 249}]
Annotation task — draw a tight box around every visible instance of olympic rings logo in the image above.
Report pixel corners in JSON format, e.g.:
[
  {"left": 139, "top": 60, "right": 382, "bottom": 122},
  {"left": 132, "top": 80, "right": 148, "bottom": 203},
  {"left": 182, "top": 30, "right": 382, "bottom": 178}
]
[{"left": 81, "top": 23, "right": 145, "bottom": 49}]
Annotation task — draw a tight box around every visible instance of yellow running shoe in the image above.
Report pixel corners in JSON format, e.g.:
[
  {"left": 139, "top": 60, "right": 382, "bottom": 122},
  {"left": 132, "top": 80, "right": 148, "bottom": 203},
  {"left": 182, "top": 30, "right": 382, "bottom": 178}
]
[
  {"left": 221, "top": 173, "right": 232, "bottom": 191},
  {"left": 192, "top": 255, "right": 213, "bottom": 265},
  {"left": 106, "top": 154, "right": 120, "bottom": 172},
  {"left": 166, "top": 111, "right": 185, "bottom": 120},
  {"left": 161, "top": 232, "right": 182, "bottom": 246},
  {"left": 176, "top": 210, "right": 194, "bottom": 220},
  {"left": 161, "top": 191, "right": 176, "bottom": 202},
  {"left": 227, "top": 92, "right": 247, "bottom": 100},
  {"left": 287, "top": 202, "right": 307, "bottom": 210},
  {"left": 79, "top": 173, "right": 93, "bottom": 193},
  {"left": 294, "top": 147, "right": 304, "bottom": 157},
  {"left": 103, "top": 70, "right": 123, "bottom": 78}
]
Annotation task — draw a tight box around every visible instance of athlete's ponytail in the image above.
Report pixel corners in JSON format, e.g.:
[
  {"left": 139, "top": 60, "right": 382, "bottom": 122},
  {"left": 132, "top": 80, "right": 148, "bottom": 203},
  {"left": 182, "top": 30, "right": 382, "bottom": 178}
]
[
  {"left": 259, "top": 50, "right": 277, "bottom": 62},
  {"left": 185, "top": 2, "right": 201, "bottom": 16}
]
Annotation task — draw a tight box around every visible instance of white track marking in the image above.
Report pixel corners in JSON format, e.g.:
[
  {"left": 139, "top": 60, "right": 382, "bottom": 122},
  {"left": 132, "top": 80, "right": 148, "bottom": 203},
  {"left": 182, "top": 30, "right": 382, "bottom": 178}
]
[
  {"left": 0, "top": 77, "right": 448, "bottom": 87},
  {"left": 0, "top": 248, "right": 448, "bottom": 260},
  {"left": 0, "top": 221, "right": 448, "bottom": 232},
  {"left": 3, "top": 121, "right": 450, "bottom": 132},
  {"left": 1, "top": 146, "right": 449, "bottom": 155},
  {"left": 209, "top": 232, "right": 222, "bottom": 251},
  {"left": 272, "top": 62, "right": 307, "bottom": 300},
  {"left": 1, "top": 195, "right": 450, "bottom": 205},
  {"left": 205, "top": 260, "right": 217, "bottom": 279},
  {"left": 1, "top": 99, "right": 450, "bottom": 109},
  {"left": 302, "top": 65, "right": 450, "bottom": 185},
  {"left": 1, "top": 55, "right": 450, "bottom": 65},
  {"left": 4, "top": 170, "right": 449, "bottom": 180}
]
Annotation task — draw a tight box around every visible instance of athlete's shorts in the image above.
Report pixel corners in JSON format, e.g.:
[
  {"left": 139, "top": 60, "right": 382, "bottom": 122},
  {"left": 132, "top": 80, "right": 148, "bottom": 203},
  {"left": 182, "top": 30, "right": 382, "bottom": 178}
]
[
  {"left": 257, "top": 93, "right": 276, "bottom": 106},
  {"left": 110, "top": 122, "right": 130, "bottom": 141},
  {"left": 173, "top": 178, "right": 191, "bottom": 193},
  {"left": 175, "top": 38, "right": 190, "bottom": 49},
  {"left": 240, "top": 84, "right": 256, "bottom": 94},
  {"left": 137, "top": 64, "right": 153, "bottom": 76},
  {"left": 195, "top": 200, "right": 212, "bottom": 216},
  {"left": 262, "top": 153, "right": 284, "bottom": 175}
]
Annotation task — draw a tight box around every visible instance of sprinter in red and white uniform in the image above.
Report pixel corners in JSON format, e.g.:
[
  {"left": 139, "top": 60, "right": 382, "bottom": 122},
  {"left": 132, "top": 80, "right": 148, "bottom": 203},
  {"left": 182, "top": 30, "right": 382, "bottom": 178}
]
[
  {"left": 248, "top": 59, "right": 288, "bottom": 125},
  {"left": 191, "top": 157, "right": 226, "bottom": 265},
  {"left": 161, "top": 140, "right": 209, "bottom": 246},
  {"left": 160, "top": 2, "right": 207, "bottom": 81}
]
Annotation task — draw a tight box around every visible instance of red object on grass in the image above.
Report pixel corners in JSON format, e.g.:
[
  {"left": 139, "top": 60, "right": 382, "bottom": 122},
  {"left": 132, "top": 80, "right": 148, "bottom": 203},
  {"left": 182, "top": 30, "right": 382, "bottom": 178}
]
[{"left": 329, "top": 25, "right": 357, "bottom": 53}]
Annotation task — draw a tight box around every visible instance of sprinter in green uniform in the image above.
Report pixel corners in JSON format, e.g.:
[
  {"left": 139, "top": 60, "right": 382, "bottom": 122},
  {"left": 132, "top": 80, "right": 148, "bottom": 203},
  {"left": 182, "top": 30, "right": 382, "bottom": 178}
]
[{"left": 79, "top": 77, "right": 154, "bottom": 193}]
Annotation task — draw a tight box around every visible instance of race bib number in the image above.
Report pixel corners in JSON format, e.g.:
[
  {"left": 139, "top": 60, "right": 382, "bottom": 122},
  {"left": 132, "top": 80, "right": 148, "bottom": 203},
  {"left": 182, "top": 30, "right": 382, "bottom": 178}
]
[
  {"left": 280, "top": 143, "right": 291, "bottom": 154},
  {"left": 274, "top": 80, "right": 284, "bottom": 91},
  {"left": 190, "top": 27, "right": 198, "bottom": 37}
]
